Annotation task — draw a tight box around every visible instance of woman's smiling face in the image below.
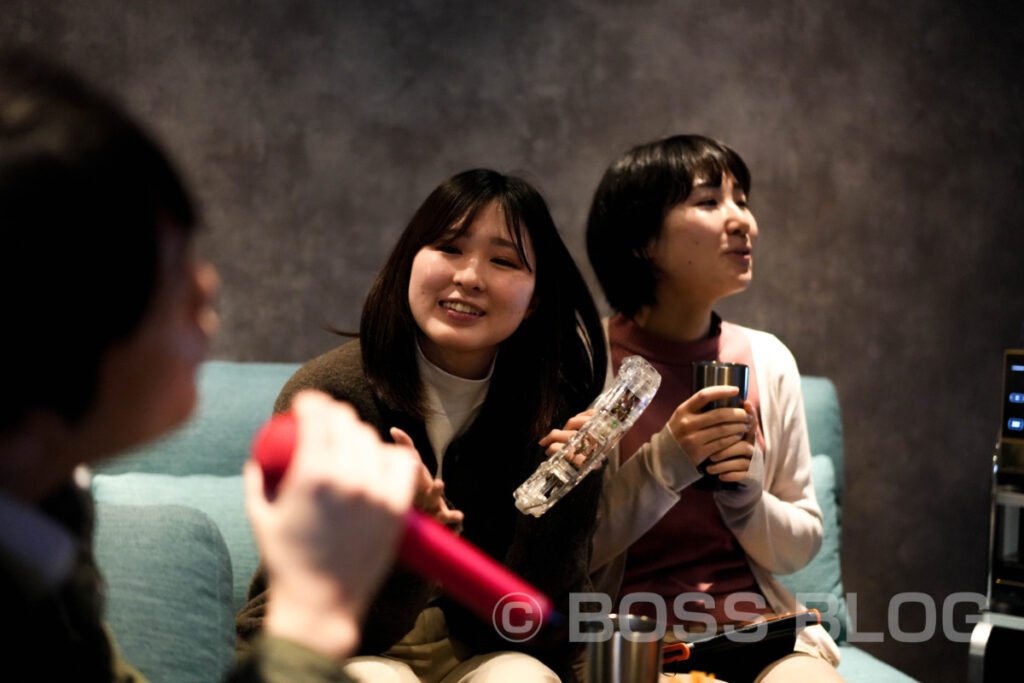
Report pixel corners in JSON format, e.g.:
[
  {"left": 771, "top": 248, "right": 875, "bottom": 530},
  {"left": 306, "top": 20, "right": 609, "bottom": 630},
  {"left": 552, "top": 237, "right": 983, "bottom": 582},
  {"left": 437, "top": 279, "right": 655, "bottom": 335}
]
[{"left": 408, "top": 200, "right": 536, "bottom": 379}]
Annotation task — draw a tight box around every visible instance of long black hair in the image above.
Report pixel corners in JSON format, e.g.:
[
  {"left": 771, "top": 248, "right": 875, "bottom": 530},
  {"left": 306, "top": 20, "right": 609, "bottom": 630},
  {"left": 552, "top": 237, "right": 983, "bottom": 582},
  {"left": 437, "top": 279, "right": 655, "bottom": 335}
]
[{"left": 361, "top": 168, "right": 605, "bottom": 440}]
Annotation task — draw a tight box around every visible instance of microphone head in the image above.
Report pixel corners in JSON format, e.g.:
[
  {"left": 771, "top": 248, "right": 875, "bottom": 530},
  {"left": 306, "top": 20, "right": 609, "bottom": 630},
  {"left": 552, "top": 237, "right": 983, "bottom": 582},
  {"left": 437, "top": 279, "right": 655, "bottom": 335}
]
[{"left": 251, "top": 412, "right": 297, "bottom": 496}]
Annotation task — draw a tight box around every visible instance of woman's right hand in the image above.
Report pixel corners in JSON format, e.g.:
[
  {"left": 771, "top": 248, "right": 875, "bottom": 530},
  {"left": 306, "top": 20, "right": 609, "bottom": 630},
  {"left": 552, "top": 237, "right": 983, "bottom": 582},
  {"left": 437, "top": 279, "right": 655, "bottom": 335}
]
[
  {"left": 667, "top": 385, "right": 754, "bottom": 469},
  {"left": 244, "top": 391, "right": 419, "bottom": 660}
]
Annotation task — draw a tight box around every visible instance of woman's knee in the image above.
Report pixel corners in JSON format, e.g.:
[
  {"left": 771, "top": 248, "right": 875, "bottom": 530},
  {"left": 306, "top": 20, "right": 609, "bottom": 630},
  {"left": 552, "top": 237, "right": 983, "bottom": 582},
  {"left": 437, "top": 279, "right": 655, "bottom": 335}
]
[
  {"left": 441, "top": 651, "right": 560, "bottom": 683},
  {"left": 344, "top": 655, "right": 421, "bottom": 683}
]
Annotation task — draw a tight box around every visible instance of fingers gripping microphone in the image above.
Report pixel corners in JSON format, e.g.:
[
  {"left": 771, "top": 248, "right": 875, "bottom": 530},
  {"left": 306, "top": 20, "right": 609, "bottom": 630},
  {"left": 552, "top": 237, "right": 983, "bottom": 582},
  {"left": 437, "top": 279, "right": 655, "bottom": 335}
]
[{"left": 251, "top": 413, "right": 555, "bottom": 632}]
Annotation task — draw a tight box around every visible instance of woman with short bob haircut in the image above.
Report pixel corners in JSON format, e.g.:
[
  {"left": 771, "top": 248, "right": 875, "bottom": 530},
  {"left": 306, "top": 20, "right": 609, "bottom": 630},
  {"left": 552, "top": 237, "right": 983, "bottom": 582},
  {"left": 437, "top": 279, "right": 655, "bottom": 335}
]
[
  {"left": 587, "top": 135, "right": 750, "bottom": 319},
  {"left": 0, "top": 50, "right": 420, "bottom": 682},
  {"left": 586, "top": 135, "right": 845, "bottom": 682},
  {"left": 239, "top": 168, "right": 607, "bottom": 682}
]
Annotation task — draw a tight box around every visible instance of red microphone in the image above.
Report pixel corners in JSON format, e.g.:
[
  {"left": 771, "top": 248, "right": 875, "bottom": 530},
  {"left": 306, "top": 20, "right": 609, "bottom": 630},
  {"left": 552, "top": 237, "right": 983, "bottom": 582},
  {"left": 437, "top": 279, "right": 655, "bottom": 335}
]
[{"left": 251, "top": 413, "right": 554, "bottom": 634}]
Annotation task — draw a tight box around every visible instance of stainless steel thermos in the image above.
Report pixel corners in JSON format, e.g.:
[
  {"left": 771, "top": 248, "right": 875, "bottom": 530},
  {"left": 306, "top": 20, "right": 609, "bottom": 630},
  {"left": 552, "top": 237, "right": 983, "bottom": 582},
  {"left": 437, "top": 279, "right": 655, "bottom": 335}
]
[
  {"left": 692, "top": 361, "right": 749, "bottom": 490},
  {"left": 692, "top": 360, "right": 748, "bottom": 410}
]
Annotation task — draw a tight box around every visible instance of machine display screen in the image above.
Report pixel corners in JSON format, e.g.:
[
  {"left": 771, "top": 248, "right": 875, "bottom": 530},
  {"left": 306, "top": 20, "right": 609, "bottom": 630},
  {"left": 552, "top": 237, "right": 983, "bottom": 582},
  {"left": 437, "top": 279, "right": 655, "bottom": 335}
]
[{"left": 1004, "top": 350, "right": 1024, "bottom": 441}]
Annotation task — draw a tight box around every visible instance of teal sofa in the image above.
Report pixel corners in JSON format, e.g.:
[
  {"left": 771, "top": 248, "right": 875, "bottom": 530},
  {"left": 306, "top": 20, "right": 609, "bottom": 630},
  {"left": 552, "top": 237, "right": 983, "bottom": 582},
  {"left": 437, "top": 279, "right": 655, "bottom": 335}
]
[{"left": 90, "top": 361, "right": 916, "bottom": 682}]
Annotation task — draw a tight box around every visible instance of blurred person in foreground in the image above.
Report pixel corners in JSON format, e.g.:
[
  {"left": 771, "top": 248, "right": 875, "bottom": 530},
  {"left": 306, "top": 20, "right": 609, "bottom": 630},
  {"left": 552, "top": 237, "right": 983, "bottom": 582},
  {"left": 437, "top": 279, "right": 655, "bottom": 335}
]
[{"left": 0, "top": 51, "right": 418, "bottom": 681}]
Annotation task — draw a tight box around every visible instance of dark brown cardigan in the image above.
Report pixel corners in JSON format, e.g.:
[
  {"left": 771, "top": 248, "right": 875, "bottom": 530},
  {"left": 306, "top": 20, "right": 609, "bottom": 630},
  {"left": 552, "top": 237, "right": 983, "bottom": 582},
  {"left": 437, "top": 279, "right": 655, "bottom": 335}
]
[{"left": 235, "top": 340, "right": 602, "bottom": 681}]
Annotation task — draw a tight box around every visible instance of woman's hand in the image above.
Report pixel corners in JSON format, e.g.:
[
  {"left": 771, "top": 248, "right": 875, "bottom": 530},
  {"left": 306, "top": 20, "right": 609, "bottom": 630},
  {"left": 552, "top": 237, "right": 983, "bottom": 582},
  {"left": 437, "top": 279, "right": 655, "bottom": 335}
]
[
  {"left": 245, "top": 391, "right": 418, "bottom": 660},
  {"left": 700, "top": 399, "right": 758, "bottom": 483},
  {"left": 390, "top": 427, "right": 465, "bottom": 531},
  {"left": 668, "top": 386, "right": 754, "bottom": 479},
  {"left": 538, "top": 409, "right": 594, "bottom": 465}
]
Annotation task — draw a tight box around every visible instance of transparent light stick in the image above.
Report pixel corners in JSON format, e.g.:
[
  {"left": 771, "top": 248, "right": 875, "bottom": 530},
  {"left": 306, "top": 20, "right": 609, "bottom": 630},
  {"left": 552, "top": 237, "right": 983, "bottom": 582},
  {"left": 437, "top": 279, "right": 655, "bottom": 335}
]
[{"left": 514, "top": 355, "right": 662, "bottom": 517}]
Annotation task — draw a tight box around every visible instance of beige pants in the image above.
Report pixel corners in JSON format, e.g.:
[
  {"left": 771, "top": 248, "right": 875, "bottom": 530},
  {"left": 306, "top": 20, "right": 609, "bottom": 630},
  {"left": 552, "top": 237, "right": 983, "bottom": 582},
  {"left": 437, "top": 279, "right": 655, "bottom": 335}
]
[{"left": 344, "top": 607, "right": 559, "bottom": 683}]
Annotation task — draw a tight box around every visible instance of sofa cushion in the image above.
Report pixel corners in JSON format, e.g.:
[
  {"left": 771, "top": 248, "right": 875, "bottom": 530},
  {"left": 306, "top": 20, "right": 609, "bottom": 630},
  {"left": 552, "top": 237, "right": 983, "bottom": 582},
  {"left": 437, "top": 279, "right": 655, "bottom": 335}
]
[
  {"left": 94, "top": 502, "right": 234, "bottom": 682},
  {"left": 92, "top": 473, "right": 256, "bottom": 611},
  {"left": 836, "top": 644, "right": 919, "bottom": 682},
  {"left": 799, "top": 377, "right": 844, "bottom": 500},
  {"left": 775, "top": 454, "right": 849, "bottom": 642}
]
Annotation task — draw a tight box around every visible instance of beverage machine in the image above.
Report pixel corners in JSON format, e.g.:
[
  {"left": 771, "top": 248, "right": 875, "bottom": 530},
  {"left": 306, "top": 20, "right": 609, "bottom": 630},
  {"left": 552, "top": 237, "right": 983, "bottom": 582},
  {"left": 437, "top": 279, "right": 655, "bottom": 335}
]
[{"left": 969, "top": 347, "right": 1024, "bottom": 681}]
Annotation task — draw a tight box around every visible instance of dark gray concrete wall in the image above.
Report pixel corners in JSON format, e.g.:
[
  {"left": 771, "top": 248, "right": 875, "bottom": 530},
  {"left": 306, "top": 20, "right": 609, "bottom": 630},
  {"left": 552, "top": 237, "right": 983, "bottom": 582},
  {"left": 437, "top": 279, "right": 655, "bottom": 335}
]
[{"left": 4, "top": 2, "right": 1022, "bottom": 679}]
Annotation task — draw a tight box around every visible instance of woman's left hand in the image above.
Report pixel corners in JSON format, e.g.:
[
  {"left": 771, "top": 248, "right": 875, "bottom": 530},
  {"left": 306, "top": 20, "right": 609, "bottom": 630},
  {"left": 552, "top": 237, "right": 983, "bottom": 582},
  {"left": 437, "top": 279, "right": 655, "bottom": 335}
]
[
  {"left": 390, "top": 427, "right": 465, "bottom": 531},
  {"left": 538, "top": 409, "right": 594, "bottom": 465},
  {"left": 701, "top": 400, "right": 758, "bottom": 483}
]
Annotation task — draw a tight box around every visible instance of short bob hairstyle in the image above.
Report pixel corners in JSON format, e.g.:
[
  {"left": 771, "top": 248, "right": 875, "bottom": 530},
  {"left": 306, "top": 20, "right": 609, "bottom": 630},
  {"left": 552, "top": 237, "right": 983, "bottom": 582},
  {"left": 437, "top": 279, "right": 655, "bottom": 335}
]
[
  {"left": 361, "top": 168, "right": 606, "bottom": 439},
  {"left": 0, "top": 52, "right": 197, "bottom": 432},
  {"left": 586, "top": 134, "right": 750, "bottom": 318}
]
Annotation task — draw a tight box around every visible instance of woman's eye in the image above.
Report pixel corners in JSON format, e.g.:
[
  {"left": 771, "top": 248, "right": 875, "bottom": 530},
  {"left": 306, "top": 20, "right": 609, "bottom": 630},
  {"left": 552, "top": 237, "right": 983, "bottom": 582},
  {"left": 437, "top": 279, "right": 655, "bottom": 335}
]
[
  {"left": 436, "top": 244, "right": 460, "bottom": 254},
  {"left": 492, "top": 257, "right": 519, "bottom": 268}
]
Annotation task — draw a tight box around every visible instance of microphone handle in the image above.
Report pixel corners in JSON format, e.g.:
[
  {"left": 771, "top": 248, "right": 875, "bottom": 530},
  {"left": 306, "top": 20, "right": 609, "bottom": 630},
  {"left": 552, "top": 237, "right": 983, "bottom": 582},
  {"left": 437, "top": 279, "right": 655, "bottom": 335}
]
[{"left": 399, "top": 508, "right": 553, "bottom": 626}]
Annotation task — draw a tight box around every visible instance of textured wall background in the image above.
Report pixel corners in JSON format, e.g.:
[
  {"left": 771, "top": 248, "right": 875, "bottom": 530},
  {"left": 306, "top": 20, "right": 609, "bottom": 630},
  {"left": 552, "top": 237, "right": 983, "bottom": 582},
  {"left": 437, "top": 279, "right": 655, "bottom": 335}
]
[{"left": 4, "top": 1, "right": 1023, "bottom": 680}]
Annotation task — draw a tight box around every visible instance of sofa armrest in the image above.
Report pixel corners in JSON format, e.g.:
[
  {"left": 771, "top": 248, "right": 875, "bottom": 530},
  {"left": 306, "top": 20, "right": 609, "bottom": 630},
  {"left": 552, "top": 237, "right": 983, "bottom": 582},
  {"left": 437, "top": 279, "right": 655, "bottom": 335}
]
[
  {"left": 93, "top": 473, "right": 255, "bottom": 612},
  {"left": 94, "top": 502, "right": 235, "bottom": 681}
]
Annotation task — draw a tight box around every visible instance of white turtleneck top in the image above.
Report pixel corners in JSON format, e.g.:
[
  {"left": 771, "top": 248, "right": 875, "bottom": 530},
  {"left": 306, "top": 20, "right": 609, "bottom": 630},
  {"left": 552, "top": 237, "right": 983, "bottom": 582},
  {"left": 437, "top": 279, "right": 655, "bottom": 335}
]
[{"left": 415, "top": 344, "right": 493, "bottom": 478}]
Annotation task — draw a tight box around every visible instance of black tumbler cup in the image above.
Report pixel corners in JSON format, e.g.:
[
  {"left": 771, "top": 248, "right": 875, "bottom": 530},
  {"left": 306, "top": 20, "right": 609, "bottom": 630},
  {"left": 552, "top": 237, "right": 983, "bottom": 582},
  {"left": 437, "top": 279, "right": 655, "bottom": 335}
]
[{"left": 692, "top": 361, "right": 749, "bottom": 491}]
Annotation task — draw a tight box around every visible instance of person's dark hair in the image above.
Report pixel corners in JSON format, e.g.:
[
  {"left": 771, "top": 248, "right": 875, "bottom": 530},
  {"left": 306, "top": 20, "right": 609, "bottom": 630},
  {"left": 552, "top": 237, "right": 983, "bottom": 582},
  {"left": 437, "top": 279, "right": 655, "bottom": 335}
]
[
  {"left": 0, "top": 51, "right": 197, "bottom": 432},
  {"left": 361, "top": 168, "right": 606, "bottom": 439},
  {"left": 586, "top": 134, "right": 751, "bottom": 318}
]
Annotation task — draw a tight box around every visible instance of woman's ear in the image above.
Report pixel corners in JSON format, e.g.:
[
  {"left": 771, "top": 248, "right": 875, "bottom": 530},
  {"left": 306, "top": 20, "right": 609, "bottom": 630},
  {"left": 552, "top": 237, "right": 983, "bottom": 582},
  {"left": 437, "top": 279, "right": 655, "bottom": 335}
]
[{"left": 638, "top": 233, "right": 659, "bottom": 263}]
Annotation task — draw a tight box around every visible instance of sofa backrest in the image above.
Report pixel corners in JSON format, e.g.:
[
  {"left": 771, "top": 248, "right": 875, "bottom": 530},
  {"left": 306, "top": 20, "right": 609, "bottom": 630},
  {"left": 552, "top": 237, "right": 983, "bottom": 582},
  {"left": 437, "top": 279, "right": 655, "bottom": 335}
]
[
  {"left": 93, "top": 361, "right": 849, "bottom": 640},
  {"left": 99, "top": 361, "right": 845, "bottom": 486},
  {"left": 96, "top": 361, "right": 302, "bottom": 476},
  {"left": 800, "top": 376, "right": 845, "bottom": 501},
  {"left": 780, "top": 375, "right": 849, "bottom": 641}
]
